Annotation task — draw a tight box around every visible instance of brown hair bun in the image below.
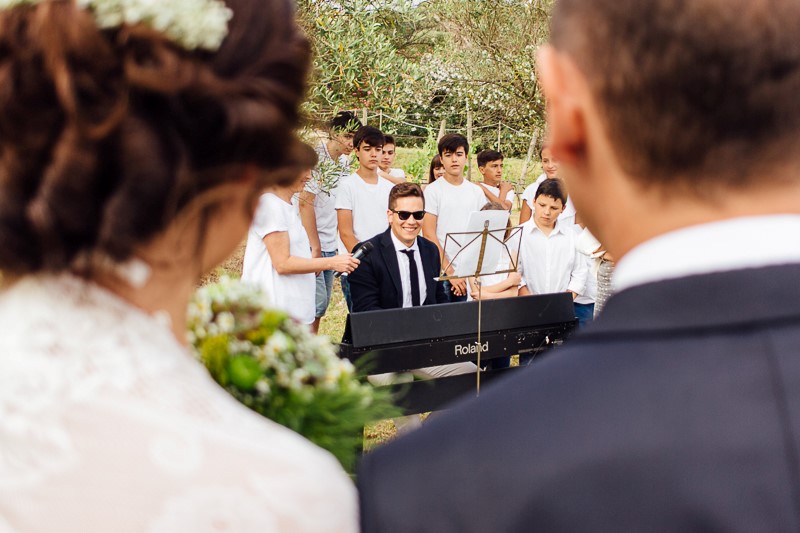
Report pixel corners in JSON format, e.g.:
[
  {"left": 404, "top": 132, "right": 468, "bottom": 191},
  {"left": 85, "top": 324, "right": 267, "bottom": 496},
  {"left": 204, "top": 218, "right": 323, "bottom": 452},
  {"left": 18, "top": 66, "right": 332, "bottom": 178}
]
[{"left": 0, "top": 0, "right": 310, "bottom": 275}]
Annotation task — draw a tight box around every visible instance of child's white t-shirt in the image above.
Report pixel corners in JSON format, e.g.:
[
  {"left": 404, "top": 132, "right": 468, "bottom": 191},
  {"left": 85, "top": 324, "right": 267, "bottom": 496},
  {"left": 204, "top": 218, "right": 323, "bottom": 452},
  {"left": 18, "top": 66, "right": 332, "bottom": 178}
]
[
  {"left": 424, "top": 177, "right": 487, "bottom": 267},
  {"left": 303, "top": 142, "right": 351, "bottom": 253},
  {"left": 242, "top": 192, "right": 315, "bottom": 324},
  {"left": 335, "top": 172, "right": 394, "bottom": 245},
  {"left": 480, "top": 183, "right": 516, "bottom": 209}
]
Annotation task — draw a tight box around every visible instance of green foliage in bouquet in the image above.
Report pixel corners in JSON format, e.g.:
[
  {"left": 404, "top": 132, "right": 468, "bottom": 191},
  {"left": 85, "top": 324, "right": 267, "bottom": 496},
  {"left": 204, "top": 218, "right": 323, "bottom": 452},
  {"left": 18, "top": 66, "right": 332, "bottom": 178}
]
[{"left": 188, "top": 277, "right": 400, "bottom": 472}]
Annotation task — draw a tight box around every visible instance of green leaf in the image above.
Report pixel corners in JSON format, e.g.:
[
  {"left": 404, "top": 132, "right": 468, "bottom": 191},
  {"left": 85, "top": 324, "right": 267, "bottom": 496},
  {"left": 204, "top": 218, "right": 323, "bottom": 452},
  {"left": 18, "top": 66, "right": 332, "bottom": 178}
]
[
  {"left": 200, "top": 335, "right": 231, "bottom": 386},
  {"left": 227, "top": 356, "right": 263, "bottom": 391}
]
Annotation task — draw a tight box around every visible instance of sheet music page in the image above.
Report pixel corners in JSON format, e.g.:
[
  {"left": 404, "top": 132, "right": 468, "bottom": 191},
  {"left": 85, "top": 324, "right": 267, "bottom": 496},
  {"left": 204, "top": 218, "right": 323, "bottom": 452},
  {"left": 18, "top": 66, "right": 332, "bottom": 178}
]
[{"left": 448, "top": 210, "right": 510, "bottom": 278}]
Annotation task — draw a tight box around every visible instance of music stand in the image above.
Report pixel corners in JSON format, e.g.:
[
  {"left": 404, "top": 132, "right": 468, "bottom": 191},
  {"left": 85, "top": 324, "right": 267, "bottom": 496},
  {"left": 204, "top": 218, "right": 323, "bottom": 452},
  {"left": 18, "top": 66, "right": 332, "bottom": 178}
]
[{"left": 439, "top": 211, "right": 523, "bottom": 394}]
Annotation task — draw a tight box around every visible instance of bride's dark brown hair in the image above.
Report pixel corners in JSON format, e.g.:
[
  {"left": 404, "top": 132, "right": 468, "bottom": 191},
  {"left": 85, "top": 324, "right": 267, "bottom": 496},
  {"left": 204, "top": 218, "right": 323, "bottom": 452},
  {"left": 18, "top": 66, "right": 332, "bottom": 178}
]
[{"left": 0, "top": 0, "right": 310, "bottom": 275}]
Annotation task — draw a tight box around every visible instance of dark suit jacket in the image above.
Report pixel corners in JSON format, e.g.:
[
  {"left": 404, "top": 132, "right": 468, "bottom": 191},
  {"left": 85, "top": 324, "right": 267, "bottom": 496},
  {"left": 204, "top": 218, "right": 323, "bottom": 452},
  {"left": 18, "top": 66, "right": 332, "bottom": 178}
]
[
  {"left": 358, "top": 264, "right": 800, "bottom": 532},
  {"left": 349, "top": 229, "right": 447, "bottom": 312}
]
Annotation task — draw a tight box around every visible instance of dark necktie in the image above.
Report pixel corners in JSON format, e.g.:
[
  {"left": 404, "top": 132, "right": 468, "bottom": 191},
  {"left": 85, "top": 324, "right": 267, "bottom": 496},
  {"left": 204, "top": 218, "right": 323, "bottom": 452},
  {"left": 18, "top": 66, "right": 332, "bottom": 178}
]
[{"left": 400, "top": 249, "right": 421, "bottom": 307}]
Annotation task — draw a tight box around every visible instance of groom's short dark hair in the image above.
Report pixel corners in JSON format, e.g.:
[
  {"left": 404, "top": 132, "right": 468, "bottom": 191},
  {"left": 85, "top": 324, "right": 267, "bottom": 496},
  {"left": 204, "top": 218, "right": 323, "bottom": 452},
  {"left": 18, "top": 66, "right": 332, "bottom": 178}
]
[{"left": 550, "top": 0, "right": 800, "bottom": 191}]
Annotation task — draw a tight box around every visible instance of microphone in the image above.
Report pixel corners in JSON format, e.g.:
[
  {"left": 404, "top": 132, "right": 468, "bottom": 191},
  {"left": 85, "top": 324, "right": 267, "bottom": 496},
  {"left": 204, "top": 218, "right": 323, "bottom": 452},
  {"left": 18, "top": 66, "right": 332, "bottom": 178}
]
[{"left": 335, "top": 241, "right": 374, "bottom": 278}]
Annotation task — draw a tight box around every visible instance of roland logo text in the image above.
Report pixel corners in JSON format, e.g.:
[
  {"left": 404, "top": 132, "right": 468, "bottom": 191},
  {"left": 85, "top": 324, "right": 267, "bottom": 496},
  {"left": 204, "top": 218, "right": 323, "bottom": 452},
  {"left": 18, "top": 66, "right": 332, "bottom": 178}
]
[{"left": 454, "top": 341, "right": 489, "bottom": 356}]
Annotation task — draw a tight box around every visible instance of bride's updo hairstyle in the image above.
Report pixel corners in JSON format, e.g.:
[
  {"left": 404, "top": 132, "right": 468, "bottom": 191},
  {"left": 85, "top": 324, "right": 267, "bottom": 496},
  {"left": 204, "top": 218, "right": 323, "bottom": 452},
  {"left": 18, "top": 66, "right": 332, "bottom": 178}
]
[{"left": 0, "top": 0, "right": 310, "bottom": 275}]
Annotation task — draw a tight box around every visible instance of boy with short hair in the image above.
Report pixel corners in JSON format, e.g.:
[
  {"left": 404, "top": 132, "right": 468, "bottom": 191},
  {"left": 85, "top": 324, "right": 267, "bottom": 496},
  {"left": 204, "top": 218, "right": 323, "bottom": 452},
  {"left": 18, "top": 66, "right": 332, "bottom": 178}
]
[
  {"left": 517, "top": 178, "right": 587, "bottom": 300},
  {"left": 422, "top": 133, "right": 487, "bottom": 302},
  {"left": 378, "top": 134, "right": 407, "bottom": 185},
  {"left": 336, "top": 125, "right": 395, "bottom": 310},
  {"left": 336, "top": 126, "right": 394, "bottom": 252},
  {"left": 299, "top": 111, "right": 362, "bottom": 332},
  {"left": 476, "top": 149, "right": 514, "bottom": 211}
]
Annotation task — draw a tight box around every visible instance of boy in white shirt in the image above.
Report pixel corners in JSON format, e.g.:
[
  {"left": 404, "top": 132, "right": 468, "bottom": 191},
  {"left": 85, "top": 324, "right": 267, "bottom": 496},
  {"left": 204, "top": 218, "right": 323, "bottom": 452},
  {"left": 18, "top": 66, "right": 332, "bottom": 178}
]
[
  {"left": 422, "top": 133, "right": 487, "bottom": 302},
  {"left": 476, "top": 149, "right": 515, "bottom": 211},
  {"left": 518, "top": 178, "right": 587, "bottom": 300},
  {"left": 299, "top": 111, "right": 361, "bottom": 332},
  {"left": 378, "top": 134, "right": 407, "bottom": 185},
  {"left": 336, "top": 125, "right": 395, "bottom": 310}
]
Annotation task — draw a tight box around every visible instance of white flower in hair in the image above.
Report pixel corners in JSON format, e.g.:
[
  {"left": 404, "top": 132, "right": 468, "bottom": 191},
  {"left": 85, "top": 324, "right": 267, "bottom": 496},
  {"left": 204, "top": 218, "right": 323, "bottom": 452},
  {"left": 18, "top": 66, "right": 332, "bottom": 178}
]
[{"left": 0, "top": 0, "right": 233, "bottom": 51}]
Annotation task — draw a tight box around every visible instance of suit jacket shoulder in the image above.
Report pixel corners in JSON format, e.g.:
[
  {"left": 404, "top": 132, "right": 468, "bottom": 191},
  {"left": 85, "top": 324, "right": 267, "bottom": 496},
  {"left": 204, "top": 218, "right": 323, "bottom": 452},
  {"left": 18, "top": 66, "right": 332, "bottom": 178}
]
[
  {"left": 349, "top": 230, "right": 402, "bottom": 312},
  {"left": 358, "top": 265, "right": 800, "bottom": 532}
]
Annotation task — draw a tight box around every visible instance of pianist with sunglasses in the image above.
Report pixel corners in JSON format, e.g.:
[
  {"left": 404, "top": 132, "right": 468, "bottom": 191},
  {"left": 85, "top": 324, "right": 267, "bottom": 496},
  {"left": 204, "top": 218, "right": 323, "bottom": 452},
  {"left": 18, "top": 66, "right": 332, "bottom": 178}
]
[{"left": 348, "top": 183, "right": 448, "bottom": 312}]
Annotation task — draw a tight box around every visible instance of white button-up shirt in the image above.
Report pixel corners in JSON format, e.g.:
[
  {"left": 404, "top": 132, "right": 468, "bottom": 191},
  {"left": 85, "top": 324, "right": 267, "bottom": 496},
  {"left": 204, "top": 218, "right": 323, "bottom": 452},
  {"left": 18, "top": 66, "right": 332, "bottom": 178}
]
[
  {"left": 517, "top": 220, "right": 588, "bottom": 296},
  {"left": 390, "top": 231, "right": 427, "bottom": 307},
  {"left": 614, "top": 215, "right": 800, "bottom": 291}
]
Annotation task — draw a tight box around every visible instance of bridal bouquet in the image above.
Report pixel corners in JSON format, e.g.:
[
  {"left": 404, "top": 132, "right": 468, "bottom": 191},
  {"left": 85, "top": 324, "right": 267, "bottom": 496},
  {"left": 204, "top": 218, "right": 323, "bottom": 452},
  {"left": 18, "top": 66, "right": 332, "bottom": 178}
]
[{"left": 188, "top": 277, "right": 398, "bottom": 471}]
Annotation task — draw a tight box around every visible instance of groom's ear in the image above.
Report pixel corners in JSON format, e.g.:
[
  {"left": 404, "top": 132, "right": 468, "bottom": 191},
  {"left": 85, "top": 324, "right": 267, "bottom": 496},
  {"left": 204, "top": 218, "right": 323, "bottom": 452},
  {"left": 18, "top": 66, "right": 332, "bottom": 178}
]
[{"left": 536, "top": 45, "right": 592, "bottom": 168}]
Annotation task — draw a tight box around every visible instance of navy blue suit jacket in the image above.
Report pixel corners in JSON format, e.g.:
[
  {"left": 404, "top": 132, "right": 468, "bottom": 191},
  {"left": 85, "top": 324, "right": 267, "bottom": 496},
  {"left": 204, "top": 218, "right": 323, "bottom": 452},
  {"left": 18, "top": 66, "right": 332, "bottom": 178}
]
[
  {"left": 358, "top": 264, "right": 800, "bottom": 532},
  {"left": 348, "top": 229, "right": 447, "bottom": 312}
]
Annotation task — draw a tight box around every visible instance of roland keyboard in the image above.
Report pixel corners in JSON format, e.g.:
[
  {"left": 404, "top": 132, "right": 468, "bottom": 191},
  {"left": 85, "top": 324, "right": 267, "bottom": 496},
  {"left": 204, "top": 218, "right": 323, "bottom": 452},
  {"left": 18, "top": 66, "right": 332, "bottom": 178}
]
[{"left": 340, "top": 293, "right": 577, "bottom": 377}]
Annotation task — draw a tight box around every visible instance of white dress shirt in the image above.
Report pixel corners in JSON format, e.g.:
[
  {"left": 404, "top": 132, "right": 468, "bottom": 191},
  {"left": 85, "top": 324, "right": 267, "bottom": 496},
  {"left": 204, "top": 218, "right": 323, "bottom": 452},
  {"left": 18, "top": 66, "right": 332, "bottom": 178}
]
[
  {"left": 517, "top": 220, "right": 588, "bottom": 296},
  {"left": 390, "top": 231, "right": 427, "bottom": 307},
  {"left": 614, "top": 215, "right": 800, "bottom": 291}
]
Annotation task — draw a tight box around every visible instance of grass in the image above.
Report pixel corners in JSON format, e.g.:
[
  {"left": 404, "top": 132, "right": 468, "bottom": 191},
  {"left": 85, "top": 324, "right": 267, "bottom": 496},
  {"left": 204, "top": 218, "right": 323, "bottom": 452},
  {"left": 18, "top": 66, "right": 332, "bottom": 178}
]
[{"left": 318, "top": 276, "right": 349, "bottom": 339}]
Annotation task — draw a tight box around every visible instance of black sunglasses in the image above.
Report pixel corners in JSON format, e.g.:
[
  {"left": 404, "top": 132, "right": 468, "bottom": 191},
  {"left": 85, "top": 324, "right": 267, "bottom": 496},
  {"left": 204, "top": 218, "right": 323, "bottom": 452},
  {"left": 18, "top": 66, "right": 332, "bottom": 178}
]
[{"left": 391, "top": 210, "right": 425, "bottom": 221}]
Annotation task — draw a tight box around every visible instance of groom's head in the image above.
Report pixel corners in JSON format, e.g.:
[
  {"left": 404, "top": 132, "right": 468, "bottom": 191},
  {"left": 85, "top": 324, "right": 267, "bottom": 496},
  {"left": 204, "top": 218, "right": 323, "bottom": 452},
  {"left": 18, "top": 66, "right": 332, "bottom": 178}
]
[{"left": 538, "top": 0, "right": 800, "bottom": 256}]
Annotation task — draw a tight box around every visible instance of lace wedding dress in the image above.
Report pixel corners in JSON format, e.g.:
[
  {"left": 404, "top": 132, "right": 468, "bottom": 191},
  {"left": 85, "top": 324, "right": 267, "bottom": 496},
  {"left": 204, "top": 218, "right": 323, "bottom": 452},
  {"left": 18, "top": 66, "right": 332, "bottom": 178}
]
[{"left": 0, "top": 275, "right": 358, "bottom": 532}]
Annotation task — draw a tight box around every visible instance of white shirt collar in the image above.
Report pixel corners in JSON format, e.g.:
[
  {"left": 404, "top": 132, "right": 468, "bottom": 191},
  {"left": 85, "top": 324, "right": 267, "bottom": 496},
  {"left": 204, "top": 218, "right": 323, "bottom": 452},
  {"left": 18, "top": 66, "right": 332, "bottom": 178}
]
[
  {"left": 614, "top": 215, "right": 800, "bottom": 291},
  {"left": 390, "top": 230, "right": 420, "bottom": 253},
  {"left": 526, "top": 219, "right": 567, "bottom": 237}
]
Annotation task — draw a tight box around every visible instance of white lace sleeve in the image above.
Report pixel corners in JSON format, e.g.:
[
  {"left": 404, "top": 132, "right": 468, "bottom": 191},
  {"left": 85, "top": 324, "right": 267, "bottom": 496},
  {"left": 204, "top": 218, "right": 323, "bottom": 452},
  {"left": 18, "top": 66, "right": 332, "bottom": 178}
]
[{"left": 0, "top": 275, "right": 358, "bottom": 533}]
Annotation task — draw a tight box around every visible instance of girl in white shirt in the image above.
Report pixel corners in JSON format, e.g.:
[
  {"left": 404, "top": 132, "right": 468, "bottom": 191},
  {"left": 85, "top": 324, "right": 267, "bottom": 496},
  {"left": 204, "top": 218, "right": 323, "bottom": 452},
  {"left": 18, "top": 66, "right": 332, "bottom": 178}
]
[
  {"left": 520, "top": 145, "right": 576, "bottom": 225},
  {"left": 242, "top": 147, "right": 359, "bottom": 324}
]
